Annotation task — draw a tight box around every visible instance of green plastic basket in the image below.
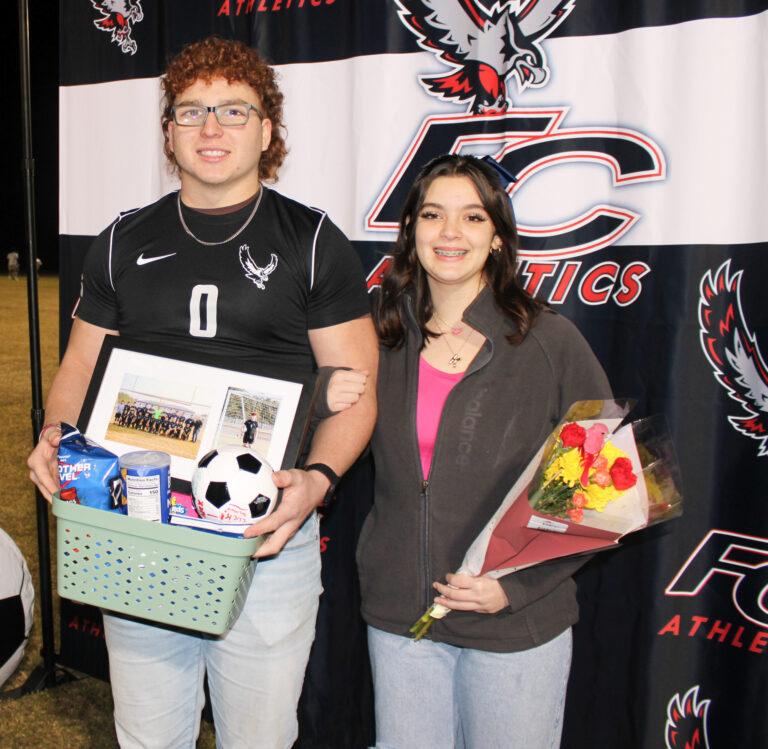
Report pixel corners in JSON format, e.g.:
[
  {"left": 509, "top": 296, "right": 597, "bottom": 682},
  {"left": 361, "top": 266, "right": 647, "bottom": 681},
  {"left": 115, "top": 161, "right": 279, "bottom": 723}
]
[{"left": 53, "top": 494, "right": 262, "bottom": 635}]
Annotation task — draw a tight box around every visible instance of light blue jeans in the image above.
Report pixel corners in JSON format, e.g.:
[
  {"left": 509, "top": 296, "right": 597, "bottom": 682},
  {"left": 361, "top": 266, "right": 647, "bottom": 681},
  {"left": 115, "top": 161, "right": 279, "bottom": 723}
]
[
  {"left": 103, "top": 514, "right": 322, "bottom": 749},
  {"left": 367, "top": 625, "right": 572, "bottom": 749}
]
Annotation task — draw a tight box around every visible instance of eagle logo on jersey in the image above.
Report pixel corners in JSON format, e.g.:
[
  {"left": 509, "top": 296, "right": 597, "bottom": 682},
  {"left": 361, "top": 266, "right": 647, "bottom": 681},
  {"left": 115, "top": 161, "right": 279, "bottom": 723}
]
[
  {"left": 664, "top": 686, "right": 711, "bottom": 749},
  {"left": 90, "top": 0, "right": 144, "bottom": 56},
  {"left": 239, "top": 245, "right": 278, "bottom": 290},
  {"left": 394, "top": 0, "right": 575, "bottom": 112},
  {"left": 699, "top": 260, "right": 768, "bottom": 456}
]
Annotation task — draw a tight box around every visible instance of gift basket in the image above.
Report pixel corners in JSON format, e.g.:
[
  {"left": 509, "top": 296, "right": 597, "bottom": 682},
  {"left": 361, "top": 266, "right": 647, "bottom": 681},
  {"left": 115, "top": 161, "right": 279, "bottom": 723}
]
[
  {"left": 54, "top": 493, "right": 262, "bottom": 635},
  {"left": 52, "top": 336, "right": 317, "bottom": 635}
]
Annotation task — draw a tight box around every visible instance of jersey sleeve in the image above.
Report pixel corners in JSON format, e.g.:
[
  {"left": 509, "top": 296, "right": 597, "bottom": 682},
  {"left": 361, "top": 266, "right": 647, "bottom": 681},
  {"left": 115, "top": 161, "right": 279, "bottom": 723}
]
[
  {"left": 75, "top": 221, "right": 121, "bottom": 330},
  {"left": 306, "top": 216, "right": 371, "bottom": 330}
]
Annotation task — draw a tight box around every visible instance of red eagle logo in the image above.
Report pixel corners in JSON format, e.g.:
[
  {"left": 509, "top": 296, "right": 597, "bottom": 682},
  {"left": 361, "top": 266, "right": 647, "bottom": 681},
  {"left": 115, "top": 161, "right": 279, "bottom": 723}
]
[
  {"left": 699, "top": 260, "right": 768, "bottom": 456},
  {"left": 91, "top": 0, "right": 144, "bottom": 56},
  {"left": 395, "top": 0, "right": 575, "bottom": 112},
  {"left": 665, "top": 685, "right": 711, "bottom": 749}
]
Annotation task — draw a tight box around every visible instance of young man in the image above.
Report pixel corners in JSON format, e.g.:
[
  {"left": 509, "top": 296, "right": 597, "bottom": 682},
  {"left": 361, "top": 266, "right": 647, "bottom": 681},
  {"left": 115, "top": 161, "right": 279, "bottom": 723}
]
[{"left": 27, "top": 37, "right": 377, "bottom": 748}]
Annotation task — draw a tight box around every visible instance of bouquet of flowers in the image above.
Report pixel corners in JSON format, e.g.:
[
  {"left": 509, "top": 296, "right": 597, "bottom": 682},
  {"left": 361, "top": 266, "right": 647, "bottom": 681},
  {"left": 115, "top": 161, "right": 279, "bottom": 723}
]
[{"left": 410, "top": 399, "right": 683, "bottom": 640}]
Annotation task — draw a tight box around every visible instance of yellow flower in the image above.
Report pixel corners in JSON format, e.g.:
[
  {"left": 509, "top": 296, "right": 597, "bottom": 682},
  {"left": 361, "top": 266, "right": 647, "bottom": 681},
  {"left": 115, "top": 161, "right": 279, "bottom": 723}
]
[
  {"left": 582, "top": 482, "right": 621, "bottom": 511},
  {"left": 544, "top": 449, "right": 583, "bottom": 486},
  {"left": 599, "top": 441, "right": 624, "bottom": 465},
  {"left": 566, "top": 401, "right": 607, "bottom": 421}
]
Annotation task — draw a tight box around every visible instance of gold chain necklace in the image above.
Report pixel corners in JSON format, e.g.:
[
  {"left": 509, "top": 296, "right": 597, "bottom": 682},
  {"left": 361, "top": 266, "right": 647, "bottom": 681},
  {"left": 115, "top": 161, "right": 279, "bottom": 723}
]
[
  {"left": 433, "top": 311, "right": 463, "bottom": 336},
  {"left": 430, "top": 277, "right": 484, "bottom": 367},
  {"left": 432, "top": 276, "right": 484, "bottom": 337},
  {"left": 433, "top": 318, "right": 474, "bottom": 368}
]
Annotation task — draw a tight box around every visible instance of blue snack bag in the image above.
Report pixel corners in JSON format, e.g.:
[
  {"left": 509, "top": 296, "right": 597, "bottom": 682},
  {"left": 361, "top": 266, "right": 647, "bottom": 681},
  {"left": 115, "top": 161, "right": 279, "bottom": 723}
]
[{"left": 57, "top": 424, "right": 123, "bottom": 512}]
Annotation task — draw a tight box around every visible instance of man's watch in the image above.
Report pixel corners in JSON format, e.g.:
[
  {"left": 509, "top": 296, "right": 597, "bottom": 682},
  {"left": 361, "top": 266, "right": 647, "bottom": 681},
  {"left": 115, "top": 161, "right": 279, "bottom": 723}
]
[{"left": 304, "top": 463, "right": 340, "bottom": 507}]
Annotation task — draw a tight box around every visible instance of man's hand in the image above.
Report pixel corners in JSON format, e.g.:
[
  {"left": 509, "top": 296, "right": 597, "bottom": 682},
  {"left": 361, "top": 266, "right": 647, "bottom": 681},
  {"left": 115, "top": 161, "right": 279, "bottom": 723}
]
[
  {"left": 27, "top": 426, "right": 63, "bottom": 502},
  {"left": 26, "top": 318, "right": 116, "bottom": 502},
  {"left": 243, "top": 468, "right": 330, "bottom": 557},
  {"left": 432, "top": 573, "right": 510, "bottom": 615},
  {"left": 326, "top": 369, "right": 368, "bottom": 413}
]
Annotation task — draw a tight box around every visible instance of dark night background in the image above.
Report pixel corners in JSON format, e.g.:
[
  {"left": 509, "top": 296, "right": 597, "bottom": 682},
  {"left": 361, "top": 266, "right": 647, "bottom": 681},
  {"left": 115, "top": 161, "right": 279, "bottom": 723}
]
[{"left": 4, "top": 3, "right": 59, "bottom": 276}]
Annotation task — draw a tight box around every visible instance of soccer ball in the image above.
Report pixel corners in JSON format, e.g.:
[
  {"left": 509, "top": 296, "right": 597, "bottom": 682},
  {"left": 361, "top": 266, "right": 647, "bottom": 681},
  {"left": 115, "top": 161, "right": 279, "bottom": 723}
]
[
  {"left": 191, "top": 449, "right": 278, "bottom": 525},
  {"left": 0, "top": 528, "right": 34, "bottom": 687}
]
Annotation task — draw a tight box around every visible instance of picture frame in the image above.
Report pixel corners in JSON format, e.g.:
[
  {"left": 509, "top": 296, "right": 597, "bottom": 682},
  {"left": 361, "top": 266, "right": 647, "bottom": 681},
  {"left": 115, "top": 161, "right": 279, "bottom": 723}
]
[{"left": 77, "top": 335, "right": 318, "bottom": 492}]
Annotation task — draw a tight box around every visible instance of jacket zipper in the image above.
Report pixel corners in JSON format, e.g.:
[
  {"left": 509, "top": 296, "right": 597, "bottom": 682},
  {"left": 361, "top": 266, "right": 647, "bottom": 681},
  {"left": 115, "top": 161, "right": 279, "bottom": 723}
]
[{"left": 420, "top": 478, "right": 430, "bottom": 609}]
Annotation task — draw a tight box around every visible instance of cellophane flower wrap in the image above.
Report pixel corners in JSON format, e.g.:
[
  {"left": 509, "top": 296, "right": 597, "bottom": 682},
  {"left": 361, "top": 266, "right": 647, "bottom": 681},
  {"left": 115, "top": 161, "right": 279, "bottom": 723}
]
[{"left": 410, "top": 400, "right": 683, "bottom": 640}]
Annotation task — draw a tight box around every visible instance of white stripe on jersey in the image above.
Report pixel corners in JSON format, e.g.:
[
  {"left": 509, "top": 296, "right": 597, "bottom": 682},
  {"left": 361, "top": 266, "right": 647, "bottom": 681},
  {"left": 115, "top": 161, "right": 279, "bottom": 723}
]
[
  {"left": 107, "top": 207, "right": 141, "bottom": 291},
  {"left": 309, "top": 208, "right": 327, "bottom": 293}
]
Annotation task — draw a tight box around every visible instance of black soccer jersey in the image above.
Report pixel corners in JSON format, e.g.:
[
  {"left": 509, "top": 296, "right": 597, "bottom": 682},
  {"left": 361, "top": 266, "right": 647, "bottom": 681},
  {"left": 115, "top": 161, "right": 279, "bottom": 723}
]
[
  {"left": 242, "top": 419, "right": 259, "bottom": 443},
  {"left": 77, "top": 188, "right": 370, "bottom": 371}
]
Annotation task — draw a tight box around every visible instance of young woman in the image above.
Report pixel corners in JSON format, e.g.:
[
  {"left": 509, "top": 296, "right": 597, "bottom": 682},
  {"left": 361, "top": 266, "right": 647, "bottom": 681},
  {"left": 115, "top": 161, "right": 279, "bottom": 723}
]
[{"left": 356, "top": 154, "right": 612, "bottom": 748}]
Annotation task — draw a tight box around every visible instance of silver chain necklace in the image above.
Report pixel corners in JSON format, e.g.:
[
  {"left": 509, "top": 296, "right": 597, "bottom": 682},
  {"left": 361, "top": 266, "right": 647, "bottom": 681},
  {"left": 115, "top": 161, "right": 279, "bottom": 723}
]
[{"left": 176, "top": 187, "right": 263, "bottom": 247}]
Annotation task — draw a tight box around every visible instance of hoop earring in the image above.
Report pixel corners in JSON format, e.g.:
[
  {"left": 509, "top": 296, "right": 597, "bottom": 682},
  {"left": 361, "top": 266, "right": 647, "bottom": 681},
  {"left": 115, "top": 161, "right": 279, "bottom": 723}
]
[{"left": 490, "top": 246, "right": 502, "bottom": 258}]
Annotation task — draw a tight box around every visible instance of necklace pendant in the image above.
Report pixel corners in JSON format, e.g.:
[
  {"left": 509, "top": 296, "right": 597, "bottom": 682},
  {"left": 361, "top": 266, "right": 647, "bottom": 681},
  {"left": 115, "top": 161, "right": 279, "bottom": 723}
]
[
  {"left": 451, "top": 327, "right": 463, "bottom": 336},
  {"left": 448, "top": 353, "right": 461, "bottom": 367}
]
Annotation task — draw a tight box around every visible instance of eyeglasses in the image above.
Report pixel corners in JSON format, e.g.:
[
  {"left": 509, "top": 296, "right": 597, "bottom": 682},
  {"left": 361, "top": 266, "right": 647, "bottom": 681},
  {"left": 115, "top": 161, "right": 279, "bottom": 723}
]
[{"left": 171, "top": 103, "right": 265, "bottom": 127}]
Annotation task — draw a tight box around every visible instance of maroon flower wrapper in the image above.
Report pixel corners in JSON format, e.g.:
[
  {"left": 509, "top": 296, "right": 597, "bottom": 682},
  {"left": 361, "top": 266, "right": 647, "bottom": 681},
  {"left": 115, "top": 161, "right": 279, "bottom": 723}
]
[{"left": 478, "top": 483, "right": 622, "bottom": 575}]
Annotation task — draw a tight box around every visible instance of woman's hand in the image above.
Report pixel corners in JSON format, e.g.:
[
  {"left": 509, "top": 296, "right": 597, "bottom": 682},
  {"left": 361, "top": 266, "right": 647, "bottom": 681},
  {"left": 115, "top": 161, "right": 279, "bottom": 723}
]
[{"left": 432, "top": 573, "right": 510, "bottom": 614}]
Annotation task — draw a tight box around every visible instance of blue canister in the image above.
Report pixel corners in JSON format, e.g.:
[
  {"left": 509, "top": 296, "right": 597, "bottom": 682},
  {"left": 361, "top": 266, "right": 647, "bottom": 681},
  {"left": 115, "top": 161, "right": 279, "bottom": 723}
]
[{"left": 119, "top": 451, "right": 171, "bottom": 523}]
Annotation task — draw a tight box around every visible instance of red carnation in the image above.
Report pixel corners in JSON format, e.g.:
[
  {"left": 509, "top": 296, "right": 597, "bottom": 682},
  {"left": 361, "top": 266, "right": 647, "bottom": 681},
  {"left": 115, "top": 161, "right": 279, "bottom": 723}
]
[
  {"left": 560, "top": 423, "right": 586, "bottom": 448},
  {"left": 609, "top": 457, "right": 637, "bottom": 490}
]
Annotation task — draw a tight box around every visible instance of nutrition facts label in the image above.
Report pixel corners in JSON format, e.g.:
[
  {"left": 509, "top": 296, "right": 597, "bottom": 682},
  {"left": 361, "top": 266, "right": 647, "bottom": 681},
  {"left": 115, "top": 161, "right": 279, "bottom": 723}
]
[{"left": 125, "top": 473, "right": 163, "bottom": 521}]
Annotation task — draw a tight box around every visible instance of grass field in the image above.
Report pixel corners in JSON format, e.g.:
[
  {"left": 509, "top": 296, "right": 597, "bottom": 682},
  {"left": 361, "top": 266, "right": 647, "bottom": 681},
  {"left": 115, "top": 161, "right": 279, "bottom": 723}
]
[
  {"left": 104, "top": 423, "right": 202, "bottom": 460},
  {"left": 0, "top": 276, "right": 215, "bottom": 747}
]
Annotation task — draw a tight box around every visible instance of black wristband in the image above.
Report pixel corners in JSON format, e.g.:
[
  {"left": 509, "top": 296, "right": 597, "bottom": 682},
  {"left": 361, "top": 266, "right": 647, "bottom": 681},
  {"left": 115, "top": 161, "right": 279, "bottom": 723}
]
[{"left": 304, "top": 462, "right": 340, "bottom": 507}]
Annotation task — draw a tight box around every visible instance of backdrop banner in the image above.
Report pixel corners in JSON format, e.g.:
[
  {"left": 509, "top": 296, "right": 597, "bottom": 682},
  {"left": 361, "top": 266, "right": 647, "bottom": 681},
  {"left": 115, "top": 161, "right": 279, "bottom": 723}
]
[{"left": 59, "top": 2, "right": 768, "bottom": 747}]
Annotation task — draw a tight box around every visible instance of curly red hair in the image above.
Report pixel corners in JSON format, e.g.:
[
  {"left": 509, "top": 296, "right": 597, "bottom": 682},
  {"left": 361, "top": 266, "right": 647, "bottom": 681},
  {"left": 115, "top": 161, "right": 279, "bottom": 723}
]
[{"left": 161, "top": 36, "right": 287, "bottom": 182}]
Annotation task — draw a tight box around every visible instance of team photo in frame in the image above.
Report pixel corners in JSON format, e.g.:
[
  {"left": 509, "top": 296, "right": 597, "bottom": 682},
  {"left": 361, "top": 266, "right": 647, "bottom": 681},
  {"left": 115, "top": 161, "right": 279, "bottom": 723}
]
[{"left": 78, "top": 336, "right": 318, "bottom": 486}]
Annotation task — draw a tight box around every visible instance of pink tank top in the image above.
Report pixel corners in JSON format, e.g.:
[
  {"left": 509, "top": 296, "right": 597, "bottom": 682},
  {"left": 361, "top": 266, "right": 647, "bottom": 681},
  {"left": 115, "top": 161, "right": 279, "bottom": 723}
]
[{"left": 417, "top": 356, "right": 463, "bottom": 478}]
